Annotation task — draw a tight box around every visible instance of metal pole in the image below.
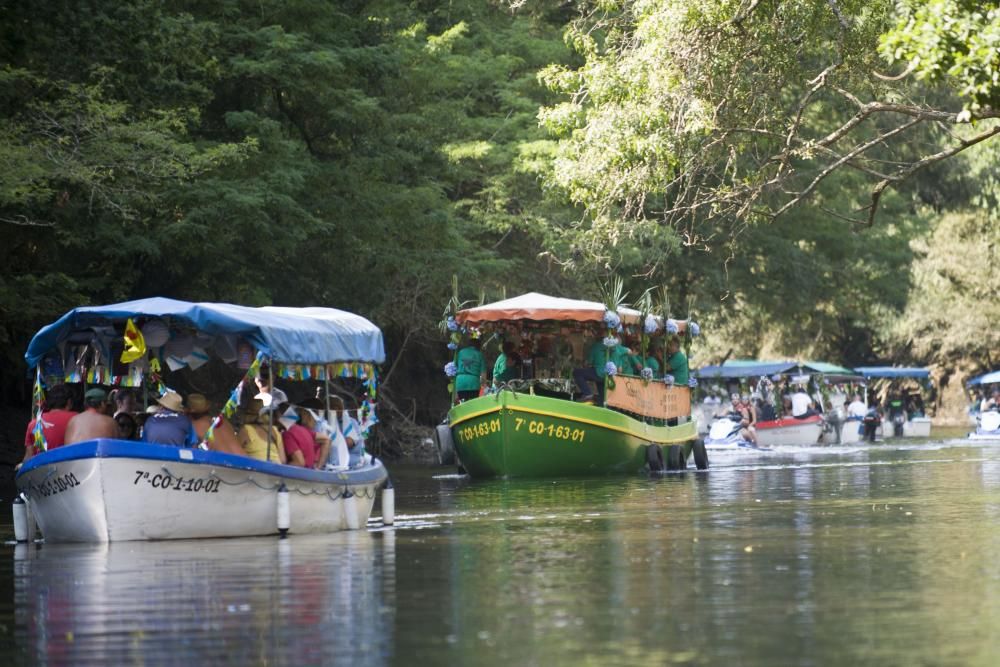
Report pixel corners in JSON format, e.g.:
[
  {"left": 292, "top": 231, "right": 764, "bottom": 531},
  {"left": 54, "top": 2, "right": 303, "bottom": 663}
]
[{"left": 265, "top": 361, "right": 274, "bottom": 462}]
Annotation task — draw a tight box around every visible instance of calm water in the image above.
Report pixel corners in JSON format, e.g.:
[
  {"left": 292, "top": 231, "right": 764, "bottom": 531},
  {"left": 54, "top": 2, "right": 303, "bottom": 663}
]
[{"left": 1, "top": 434, "right": 999, "bottom": 666}]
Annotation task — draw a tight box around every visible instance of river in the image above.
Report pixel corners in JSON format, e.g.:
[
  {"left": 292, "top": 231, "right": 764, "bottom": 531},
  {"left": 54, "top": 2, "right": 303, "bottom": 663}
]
[{"left": 1, "top": 434, "right": 998, "bottom": 666}]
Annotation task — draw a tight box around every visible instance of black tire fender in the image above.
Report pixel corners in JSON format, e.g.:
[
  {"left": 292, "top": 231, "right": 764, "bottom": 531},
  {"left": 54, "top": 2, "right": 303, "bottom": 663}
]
[
  {"left": 646, "top": 443, "right": 664, "bottom": 472},
  {"left": 434, "top": 422, "right": 456, "bottom": 466},
  {"left": 692, "top": 438, "right": 709, "bottom": 470}
]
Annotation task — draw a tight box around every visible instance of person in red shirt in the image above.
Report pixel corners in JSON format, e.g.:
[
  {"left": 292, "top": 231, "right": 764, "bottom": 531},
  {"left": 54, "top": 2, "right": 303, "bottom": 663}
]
[
  {"left": 19, "top": 384, "right": 77, "bottom": 468},
  {"left": 279, "top": 407, "right": 319, "bottom": 468}
]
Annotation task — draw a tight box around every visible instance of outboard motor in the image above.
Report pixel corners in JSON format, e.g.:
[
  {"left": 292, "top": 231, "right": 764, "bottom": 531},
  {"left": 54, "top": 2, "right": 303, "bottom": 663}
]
[{"left": 892, "top": 413, "right": 905, "bottom": 437}]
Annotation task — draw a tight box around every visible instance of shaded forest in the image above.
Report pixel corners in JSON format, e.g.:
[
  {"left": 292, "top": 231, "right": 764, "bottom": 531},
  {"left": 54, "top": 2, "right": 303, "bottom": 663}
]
[{"left": 1, "top": 1, "right": 997, "bottom": 455}]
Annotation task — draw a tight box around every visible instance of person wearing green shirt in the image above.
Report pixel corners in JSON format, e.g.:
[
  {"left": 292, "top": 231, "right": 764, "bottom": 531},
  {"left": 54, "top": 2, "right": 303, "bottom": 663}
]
[
  {"left": 638, "top": 353, "right": 661, "bottom": 375},
  {"left": 493, "top": 341, "right": 519, "bottom": 386},
  {"left": 664, "top": 337, "right": 688, "bottom": 385},
  {"left": 574, "top": 336, "right": 633, "bottom": 404},
  {"left": 455, "top": 339, "right": 485, "bottom": 402}
]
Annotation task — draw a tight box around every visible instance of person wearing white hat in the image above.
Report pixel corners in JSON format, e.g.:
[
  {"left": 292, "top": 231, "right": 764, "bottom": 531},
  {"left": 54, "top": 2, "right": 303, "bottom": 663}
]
[{"left": 142, "top": 390, "right": 197, "bottom": 447}]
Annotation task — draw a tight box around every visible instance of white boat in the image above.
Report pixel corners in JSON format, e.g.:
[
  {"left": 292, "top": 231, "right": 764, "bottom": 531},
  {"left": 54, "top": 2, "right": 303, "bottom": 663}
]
[
  {"left": 16, "top": 298, "right": 392, "bottom": 543},
  {"left": 16, "top": 439, "right": 388, "bottom": 542},
  {"left": 755, "top": 415, "right": 824, "bottom": 447},
  {"left": 968, "top": 411, "right": 1000, "bottom": 442},
  {"left": 703, "top": 413, "right": 824, "bottom": 449},
  {"left": 855, "top": 366, "right": 935, "bottom": 439}
]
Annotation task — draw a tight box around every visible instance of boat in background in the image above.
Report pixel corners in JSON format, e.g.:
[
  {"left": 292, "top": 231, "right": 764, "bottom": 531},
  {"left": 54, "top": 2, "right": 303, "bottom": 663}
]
[
  {"left": 854, "top": 367, "right": 933, "bottom": 438},
  {"left": 968, "top": 411, "right": 1000, "bottom": 441},
  {"left": 696, "top": 360, "right": 858, "bottom": 448},
  {"left": 16, "top": 298, "right": 392, "bottom": 543},
  {"left": 967, "top": 370, "right": 1000, "bottom": 441}
]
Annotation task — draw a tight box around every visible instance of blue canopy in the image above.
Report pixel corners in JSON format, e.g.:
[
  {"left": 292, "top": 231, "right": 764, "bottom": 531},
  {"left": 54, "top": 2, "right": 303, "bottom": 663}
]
[
  {"left": 854, "top": 366, "right": 930, "bottom": 379},
  {"left": 25, "top": 298, "right": 385, "bottom": 367},
  {"left": 695, "top": 360, "right": 806, "bottom": 379},
  {"left": 968, "top": 370, "right": 1000, "bottom": 386},
  {"left": 695, "top": 359, "right": 862, "bottom": 381}
]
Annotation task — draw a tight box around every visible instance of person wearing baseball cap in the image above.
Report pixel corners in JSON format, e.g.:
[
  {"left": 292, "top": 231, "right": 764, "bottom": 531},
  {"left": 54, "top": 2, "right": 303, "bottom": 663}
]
[
  {"left": 64, "top": 387, "right": 117, "bottom": 445},
  {"left": 142, "top": 389, "right": 198, "bottom": 447}
]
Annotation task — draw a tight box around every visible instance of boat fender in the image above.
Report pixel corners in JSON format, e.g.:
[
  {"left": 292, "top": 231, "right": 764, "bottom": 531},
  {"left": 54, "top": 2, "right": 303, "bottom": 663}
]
[
  {"left": 646, "top": 444, "right": 664, "bottom": 472},
  {"left": 12, "top": 495, "right": 28, "bottom": 543},
  {"left": 276, "top": 484, "right": 290, "bottom": 538},
  {"left": 666, "top": 445, "right": 683, "bottom": 471},
  {"left": 381, "top": 478, "right": 395, "bottom": 526},
  {"left": 343, "top": 490, "right": 361, "bottom": 530},
  {"left": 692, "top": 439, "right": 709, "bottom": 470},
  {"left": 25, "top": 498, "right": 37, "bottom": 542},
  {"left": 434, "top": 422, "right": 456, "bottom": 466}
]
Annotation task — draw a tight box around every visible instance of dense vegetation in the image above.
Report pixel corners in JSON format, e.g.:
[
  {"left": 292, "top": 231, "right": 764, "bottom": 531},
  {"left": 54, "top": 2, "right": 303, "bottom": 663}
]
[{"left": 1, "top": 1, "right": 997, "bottom": 449}]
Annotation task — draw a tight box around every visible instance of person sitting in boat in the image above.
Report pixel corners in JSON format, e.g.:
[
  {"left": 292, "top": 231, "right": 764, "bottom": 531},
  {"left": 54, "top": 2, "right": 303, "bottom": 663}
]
[
  {"left": 574, "top": 335, "right": 631, "bottom": 404},
  {"left": 142, "top": 390, "right": 198, "bottom": 447},
  {"left": 846, "top": 394, "right": 866, "bottom": 420},
  {"left": 455, "top": 339, "right": 486, "bottom": 402},
  {"left": 313, "top": 395, "right": 368, "bottom": 469},
  {"left": 236, "top": 398, "right": 286, "bottom": 463},
  {"left": 295, "top": 397, "right": 341, "bottom": 468},
  {"left": 254, "top": 376, "right": 290, "bottom": 412},
  {"left": 278, "top": 406, "right": 320, "bottom": 468},
  {"left": 755, "top": 393, "right": 777, "bottom": 422},
  {"left": 663, "top": 336, "right": 688, "bottom": 386},
  {"left": 64, "top": 387, "right": 118, "bottom": 445},
  {"left": 790, "top": 387, "right": 815, "bottom": 419},
  {"left": 18, "top": 383, "right": 77, "bottom": 468},
  {"left": 188, "top": 393, "right": 243, "bottom": 455},
  {"left": 115, "top": 412, "right": 138, "bottom": 440},
  {"left": 493, "top": 341, "right": 521, "bottom": 387},
  {"left": 629, "top": 346, "right": 660, "bottom": 376},
  {"left": 111, "top": 388, "right": 136, "bottom": 418}
]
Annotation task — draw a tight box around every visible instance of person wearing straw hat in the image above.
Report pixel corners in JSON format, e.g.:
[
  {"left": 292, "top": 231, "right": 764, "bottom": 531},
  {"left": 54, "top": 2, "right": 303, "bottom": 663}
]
[
  {"left": 236, "top": 398, "right": 286, "bottom": 464},
  {"left": 188, "top": 393, "right": 243, "bottom": 455},
  {"left": 142, "top": 389, "right": 197, "bottom": 447},
  {"left": 65, "top": 388, "right": 117, "bottom": 445}
]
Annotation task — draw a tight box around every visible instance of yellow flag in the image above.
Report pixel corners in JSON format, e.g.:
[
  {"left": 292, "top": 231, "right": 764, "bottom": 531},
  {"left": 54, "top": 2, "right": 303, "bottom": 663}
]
[{"left": 120, "top": 318, "right": 147, "bottom": 363}]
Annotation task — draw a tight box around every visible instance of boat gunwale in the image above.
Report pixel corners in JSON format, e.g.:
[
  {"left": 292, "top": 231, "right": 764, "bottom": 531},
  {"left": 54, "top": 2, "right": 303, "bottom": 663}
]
[{"left": 16, "top": 439, "right": 388, "bottom": 486}]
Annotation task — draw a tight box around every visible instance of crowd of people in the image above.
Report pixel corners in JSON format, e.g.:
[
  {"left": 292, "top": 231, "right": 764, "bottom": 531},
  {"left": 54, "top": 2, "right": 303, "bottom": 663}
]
[
  {"left": 451, "top": 332, "right": 690, "bottom": 408},
  {"left": 18, "top": 379, "right": 368, "bottom": 471}
]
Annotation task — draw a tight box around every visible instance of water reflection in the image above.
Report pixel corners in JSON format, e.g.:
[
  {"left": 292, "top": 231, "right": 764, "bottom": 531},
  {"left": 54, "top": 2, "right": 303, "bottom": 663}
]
[
  {"left": 3, "top": 444, "right": 1000, "bottom": 666},
  {"left": 11, "top": 532, "right": 395, "bottom": 666}
]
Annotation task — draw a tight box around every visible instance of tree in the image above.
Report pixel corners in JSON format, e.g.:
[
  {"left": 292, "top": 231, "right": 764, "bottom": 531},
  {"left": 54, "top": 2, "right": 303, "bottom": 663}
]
[{"left": 538, "top": 0, "right": 1000, "bottom": 249}]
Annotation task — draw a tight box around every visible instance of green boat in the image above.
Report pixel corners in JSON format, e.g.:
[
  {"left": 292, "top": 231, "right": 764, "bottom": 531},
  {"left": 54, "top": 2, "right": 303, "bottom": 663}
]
[
  {"left": 449, "top": 389, "right": 700, "bottom": 477},
  {"left": 438, "top": 292, "right": 708, "bottom": 478}
]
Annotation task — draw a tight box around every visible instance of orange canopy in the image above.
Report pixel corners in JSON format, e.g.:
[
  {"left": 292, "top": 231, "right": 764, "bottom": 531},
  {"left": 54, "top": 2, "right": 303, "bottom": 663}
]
[{"left": 456, "top": 292, "right": 688, "bottom": 332}]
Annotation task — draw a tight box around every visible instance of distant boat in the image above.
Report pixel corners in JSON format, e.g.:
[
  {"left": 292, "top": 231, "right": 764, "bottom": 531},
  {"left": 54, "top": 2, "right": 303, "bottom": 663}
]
[
  {"left": 438, "top": 293, "right": 707, "bottom": 477},
  {"left": 695, "top": 360, "right": 863, "bottom": 448},
  {"left": 854, "top": 367, "right": 933, "bottom": 438},
  {"left": 967, "top": 370, "right": 1000, "bottom": 441},
  {"left": 16, "top": 298, "right": 391, "bottom": 543}
]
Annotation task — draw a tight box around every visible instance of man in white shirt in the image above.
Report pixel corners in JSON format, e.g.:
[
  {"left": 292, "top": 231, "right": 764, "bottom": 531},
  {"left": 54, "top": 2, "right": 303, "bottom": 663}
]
[
  {"left": 790, "top": 389, "right": 813, "bottom": 418},
  {"left": 846, "top": 394, "right": 867, "bottom": 419}
]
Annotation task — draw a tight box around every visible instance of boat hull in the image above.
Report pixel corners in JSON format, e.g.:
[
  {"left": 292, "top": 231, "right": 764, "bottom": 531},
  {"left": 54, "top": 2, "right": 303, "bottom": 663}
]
[
  {"left": 968, "top": 411, "right": 1000, "bottom": 441},
  {"left": 903, "top": 417, "right": 932, "bottom": 437},
  {"left": 448, "top": 391, "right": 698, "bottom": 478},
  {"left": 821, "top": 418, "right": 864, "bottom": 445},
  {"left": 15, "top": 440, "right": 387, "bottom": 543},
  {"left": 755, "top": 416, "right": 824, "bottom": 447}
]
